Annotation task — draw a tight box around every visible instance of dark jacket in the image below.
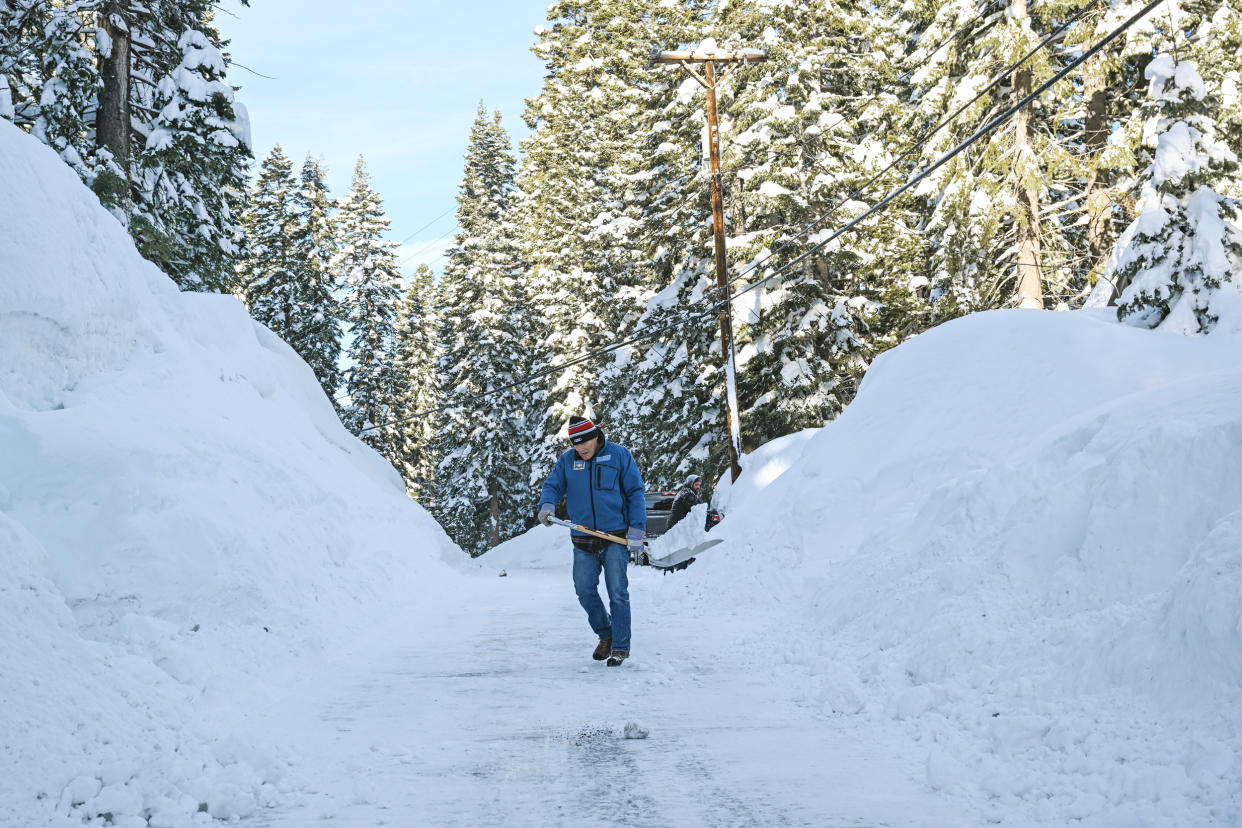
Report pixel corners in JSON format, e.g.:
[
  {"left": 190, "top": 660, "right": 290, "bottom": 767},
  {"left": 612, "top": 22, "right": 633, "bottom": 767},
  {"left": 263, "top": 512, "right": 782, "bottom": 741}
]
[
  {"left": 666, "top": 485, "right": 700, "bottom": 531},
  {"left": 539, "top": 440, "right": 646, "bottom": 537}
]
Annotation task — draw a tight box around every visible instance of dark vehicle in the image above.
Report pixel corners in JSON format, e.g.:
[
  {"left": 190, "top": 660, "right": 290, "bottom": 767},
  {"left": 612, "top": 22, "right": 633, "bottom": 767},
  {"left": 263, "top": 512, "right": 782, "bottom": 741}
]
[{"left": 643, "top": 490, "right": 722, "bottom": 539}]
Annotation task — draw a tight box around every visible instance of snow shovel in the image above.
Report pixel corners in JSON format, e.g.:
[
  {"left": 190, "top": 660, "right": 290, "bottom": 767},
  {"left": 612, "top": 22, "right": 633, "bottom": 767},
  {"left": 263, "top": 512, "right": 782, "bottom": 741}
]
[{"left": 545, "top": 516, "right": 722, "bottom": 570}]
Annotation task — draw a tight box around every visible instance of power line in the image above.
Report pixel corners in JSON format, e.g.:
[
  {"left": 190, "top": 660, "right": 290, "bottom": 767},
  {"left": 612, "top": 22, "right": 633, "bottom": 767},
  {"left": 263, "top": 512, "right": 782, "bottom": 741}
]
[
  {"left": 362, "top": 0, "right": 1159, "bottom": 436},
  {"left": 396, "top": 205, "right": 455, "bottom": 246},
  {"left": 720, "top": 0, "right": 1106, "bottom": 296},
  {"left": 723, "top": 0, "right": 1162, "bottom": 308},
  {"left": 396, "top": 226, "right": 460, "bottom": 269},
  {"left": 682, "top": 4, "right": 995, "bottom": 219}
]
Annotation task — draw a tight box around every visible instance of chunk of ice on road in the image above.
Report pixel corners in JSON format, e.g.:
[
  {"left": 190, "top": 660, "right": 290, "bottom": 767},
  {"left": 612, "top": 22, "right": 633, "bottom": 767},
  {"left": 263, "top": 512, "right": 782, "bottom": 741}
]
[{"left": 624, "top": 722, "right": 650, "bottom": 740}]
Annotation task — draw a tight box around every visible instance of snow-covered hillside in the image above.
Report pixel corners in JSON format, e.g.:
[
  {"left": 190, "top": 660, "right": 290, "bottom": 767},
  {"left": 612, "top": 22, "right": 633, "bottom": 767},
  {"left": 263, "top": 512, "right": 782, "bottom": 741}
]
[{"left": 0, "top": 119, "right": 462, "bottom": 825}]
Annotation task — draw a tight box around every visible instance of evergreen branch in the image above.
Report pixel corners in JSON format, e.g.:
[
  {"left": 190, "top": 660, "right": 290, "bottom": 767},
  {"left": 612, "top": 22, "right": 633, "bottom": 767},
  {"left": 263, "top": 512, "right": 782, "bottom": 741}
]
[
  {"left": 724, "top": 0, "right": 1165, "bottom": 310},
  {"left": 721, "top": 0, "right": 1110, "bottom": 298}
]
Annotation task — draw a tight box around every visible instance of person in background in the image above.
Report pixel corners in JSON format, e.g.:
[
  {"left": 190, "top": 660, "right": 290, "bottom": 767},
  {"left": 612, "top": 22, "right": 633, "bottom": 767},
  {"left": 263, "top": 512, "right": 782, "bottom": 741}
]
[
  {"left": 666, "top": 473, "right": 702, "bottom": 532},
  {"left": 537, "top": 416, "right": 646, "bottom": 667}
]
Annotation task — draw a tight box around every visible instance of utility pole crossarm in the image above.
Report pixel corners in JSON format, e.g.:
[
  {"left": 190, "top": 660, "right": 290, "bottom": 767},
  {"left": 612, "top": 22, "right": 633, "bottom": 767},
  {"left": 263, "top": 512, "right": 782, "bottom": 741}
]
[{"left": 652, "top": 48, "right": 768, "bottom": 65}]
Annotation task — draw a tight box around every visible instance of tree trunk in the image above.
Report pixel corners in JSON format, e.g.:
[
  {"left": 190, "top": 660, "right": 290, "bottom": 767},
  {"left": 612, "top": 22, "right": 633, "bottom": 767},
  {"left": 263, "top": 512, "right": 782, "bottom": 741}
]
[
  {"left": 1083, "top": 61, "right": 1115, "bottom": 300},
  {"left": 487, "top": 476, "right": 501, "bottom": 550},
  {"left": 1011, "top": 0, "right": 1044, "bottom": 309},
  {"left": 96, "top": 4, "right": 130, "bottom": 172}
]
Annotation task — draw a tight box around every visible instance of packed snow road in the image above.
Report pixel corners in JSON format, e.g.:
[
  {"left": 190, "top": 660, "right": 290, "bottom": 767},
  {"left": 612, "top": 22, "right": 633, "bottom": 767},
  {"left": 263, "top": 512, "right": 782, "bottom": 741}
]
[{"left": 233, "top": 563, "right": 956, "bottom": 827}]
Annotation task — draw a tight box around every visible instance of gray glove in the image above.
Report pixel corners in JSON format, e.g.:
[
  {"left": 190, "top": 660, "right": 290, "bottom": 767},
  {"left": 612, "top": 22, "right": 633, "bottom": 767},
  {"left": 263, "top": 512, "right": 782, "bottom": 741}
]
[
  {"left": 626, "top": 527, "right": 646, "bottom": 555},
  {"left": 537, "top": 504, "right": 554, "bottom": 526}
]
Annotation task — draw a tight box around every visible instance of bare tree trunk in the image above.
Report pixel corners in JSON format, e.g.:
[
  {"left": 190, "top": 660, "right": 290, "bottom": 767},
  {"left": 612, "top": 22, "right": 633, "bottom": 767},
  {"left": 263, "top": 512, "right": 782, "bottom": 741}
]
[
  {"left": 1012, "top": 0, "right": 1044, "bottom": 309},
  {"left": 1083, "top": 63, "right": 1116, "bottom": 301},
  {"left": 487, "top": 476, "right": 500, "bottom": 550},
  {"left": 96, "top": 4, "right": 130, "bottom": 173}
]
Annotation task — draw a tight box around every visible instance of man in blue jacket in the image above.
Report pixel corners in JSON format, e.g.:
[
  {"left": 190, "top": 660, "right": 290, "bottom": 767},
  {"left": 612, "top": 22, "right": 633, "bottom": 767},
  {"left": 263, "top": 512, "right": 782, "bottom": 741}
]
[{"left": 537, "top": 415, "right": 646, "bottom": 667}]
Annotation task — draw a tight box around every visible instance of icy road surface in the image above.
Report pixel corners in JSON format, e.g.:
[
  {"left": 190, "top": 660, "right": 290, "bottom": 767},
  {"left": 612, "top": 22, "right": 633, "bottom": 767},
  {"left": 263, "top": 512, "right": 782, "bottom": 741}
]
[{"left": 236, "top": 566, "right": 958, "bottom": 828}]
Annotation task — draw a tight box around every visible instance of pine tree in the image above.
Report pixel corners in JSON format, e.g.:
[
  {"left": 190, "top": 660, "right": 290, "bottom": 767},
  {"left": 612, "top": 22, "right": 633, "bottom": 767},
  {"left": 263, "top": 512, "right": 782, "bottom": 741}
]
[
  {"left": 897, "top": 0, "right": 1033, "bottom": 318},
  {"left": 1113, "top": 57, "right": 1242, "bottom": 333},
  {"left": 242, "top": 146, "right": 300, "bottom": 341},
  {"left": 436, "top": 106, "right": 531, "bottom": 555},
  {"left": 519, "top": 0, "right": 730, "bottom": 487},
  {"left": 0, "top": 0, "right": 251, "bottom": 293},
  {"left": 1046, "top": 3, "right": 1149, "bottom": 300},
  {"left": 133, "top": 21, "right": 251, "bottom": 292},
  {"left": 600, "top": 253, "right": 728, "bottom": 489},
  {"left": 590, "top": 1, "right": 725, "bottom": 488},
  {"left": 1, "top": 2, "right": 115, "bottom": 195},
  {"left": 26, "top": 3, "right": 99, "bottom": 181},
  {"left": 290, "top": 156, "right": 344, "bottom": 406},
  {"left": 516, "top": 1, "right": 644, "bottom": 474},
  {"left": 1181, "top": 0, "right": 1242, "bottom": 195},
  {"left": 336, "top": 157, "right": 406, "bottom": 462},
  {"left": 396, "top": 263, "right": 440, "bottom": 504},
  {"left": 706, "top": 0, "right": 893, "bottom": 448}
]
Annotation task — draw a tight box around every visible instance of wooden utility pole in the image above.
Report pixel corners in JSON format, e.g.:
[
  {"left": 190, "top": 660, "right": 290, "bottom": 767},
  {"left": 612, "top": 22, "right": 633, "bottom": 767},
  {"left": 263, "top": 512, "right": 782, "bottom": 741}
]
[
  {"left": 1010, "top": 0, "right": 1044, "bottom": 309},
  {"left": 654, "top": 46, "right": 766, "bottom": 483}
]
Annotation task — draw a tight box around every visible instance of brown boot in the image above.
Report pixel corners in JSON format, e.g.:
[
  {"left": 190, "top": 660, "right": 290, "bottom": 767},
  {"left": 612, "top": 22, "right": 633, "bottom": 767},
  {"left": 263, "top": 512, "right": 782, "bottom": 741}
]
[
  {"left": 592, "top": 638, "right": 612, "bottom": 661},
  {"left": 606, "top": 650, "right": 628, "bottom": 667}
]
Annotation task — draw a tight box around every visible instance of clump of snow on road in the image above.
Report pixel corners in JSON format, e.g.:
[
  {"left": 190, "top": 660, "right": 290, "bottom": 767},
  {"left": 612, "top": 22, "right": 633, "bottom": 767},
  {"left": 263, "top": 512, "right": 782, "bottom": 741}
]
[{"left": 0, "top": 119, "right": 461, "bottom": 826}]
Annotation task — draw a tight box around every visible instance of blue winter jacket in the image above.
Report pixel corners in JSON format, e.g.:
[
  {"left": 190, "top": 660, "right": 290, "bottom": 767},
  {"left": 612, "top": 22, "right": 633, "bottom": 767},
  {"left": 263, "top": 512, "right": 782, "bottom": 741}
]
[{"left": 539, "top": 441, "right": 646, "bottom": 536}]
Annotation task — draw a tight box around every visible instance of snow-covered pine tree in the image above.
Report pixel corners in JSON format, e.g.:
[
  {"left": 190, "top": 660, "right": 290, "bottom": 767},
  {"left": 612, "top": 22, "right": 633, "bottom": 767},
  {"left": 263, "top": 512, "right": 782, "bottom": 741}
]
[
  {"left": 1112, "top": 57, "right": 1242, "bottom": 333},
  {"left": 335, "top": 156, "right": 406, "bottom": 463},
  {"left": 895, "top": 0, "right": 1060, "bottom": 317},
  {"left": 518, "top": 0, "right": 749, "bottom": 490},
  {"left": 586, "top": 0, "right": 732, "bottom": 489},
  {"left": 705, "top": 1, "right": 893, "bottom": 448},
  {"left": 0, "top": 1, "right": 128, "bottom": 209},
  {"left": 396, "top": 263, "right": 440, "bottom": 504},
  {"left": 435, "top": 105, "right": 531, "bottom": 555},
  {"left": 1045, "top": 3, "right": 1148, "bottom": 300},
  {"left": 516, "top": 0, "right": 649, "bottom": 476},
  {"left": 290, "top": 156, "right": 344, "bottom": 408},
  {"left": 133, "top": 19, "right": 251, "bottom": 293},
  {"left": 1181, "top": 0, "right": 1242, "bottom": 196},
  {"left": 600, "top": 253, "right": 728, "bottom": 489},
  {"left": 1059, "top": 0, "right": 1242, "bottom": 306},
  {"left": 241, "top": 146, "right": 301, "bottom": 341},
  {"left": 499, "top": 185, "right": 549, "bottom": 499},
  {"left": 0, "top": 0, "right": 250, "bottom": 293},
  {"left": 2, "top": 2, "right": 100, "bottom": 182}
]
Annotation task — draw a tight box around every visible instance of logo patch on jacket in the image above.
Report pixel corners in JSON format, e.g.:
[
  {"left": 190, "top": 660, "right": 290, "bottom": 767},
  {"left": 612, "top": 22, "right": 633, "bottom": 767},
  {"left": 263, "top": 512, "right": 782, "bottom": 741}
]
[
  {"left": 597, "top": 455, "right": 611, "bottom": 461},
  {"left": 573, "top": 460, "right": 586, "bottom": 470}
]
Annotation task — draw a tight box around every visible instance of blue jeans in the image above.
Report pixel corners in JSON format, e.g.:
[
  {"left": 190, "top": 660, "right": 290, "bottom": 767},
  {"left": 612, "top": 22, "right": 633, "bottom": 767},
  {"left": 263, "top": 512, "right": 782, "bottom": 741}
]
[{"left": 572, "top": 542, "right": 631, "bottom": 652}]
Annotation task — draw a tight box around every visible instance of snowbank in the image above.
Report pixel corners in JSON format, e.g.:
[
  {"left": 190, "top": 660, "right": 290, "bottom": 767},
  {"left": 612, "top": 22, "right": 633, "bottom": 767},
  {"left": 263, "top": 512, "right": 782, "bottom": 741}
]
[
  {"left": 474, "top": 523, "right": 568, "bottom": 572},
  {"left": 710, "top": 426, "right": 819, "bottom": 514},
  {"left": 0, "top": 118, "right": 462, "bottom": 826},
  {"left": 695, "top": 308, "right": 1242, "bottom": 824}
]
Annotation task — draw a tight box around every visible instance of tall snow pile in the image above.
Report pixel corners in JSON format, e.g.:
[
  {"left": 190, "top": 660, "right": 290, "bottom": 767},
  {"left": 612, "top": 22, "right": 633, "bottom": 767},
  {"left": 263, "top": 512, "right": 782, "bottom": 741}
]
[
  {"left": 692, "top": 309, "right": 1242, "bottom": 824},
  {"left": 0, "top": 118, "right": 461, "bottom": 826}
]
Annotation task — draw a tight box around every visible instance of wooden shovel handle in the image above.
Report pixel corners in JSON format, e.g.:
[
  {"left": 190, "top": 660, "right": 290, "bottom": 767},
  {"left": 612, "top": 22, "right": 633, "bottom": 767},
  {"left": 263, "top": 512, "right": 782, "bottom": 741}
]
[{"left": 547, "top": 516, "right": 638, "bottom": 547}]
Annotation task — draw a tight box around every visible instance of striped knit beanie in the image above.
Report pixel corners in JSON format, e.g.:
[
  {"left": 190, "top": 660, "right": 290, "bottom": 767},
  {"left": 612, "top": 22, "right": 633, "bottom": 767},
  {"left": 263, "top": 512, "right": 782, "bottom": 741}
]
[{"left": 567, "top": 415, "right": 601, "bottom": 445}]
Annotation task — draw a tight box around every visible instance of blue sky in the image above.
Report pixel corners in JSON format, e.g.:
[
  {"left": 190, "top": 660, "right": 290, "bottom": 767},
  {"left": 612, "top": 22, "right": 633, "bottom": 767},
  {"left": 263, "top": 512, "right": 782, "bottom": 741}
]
[{"left": 216, "top": 0, "right": 550, "bottom": 276}]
